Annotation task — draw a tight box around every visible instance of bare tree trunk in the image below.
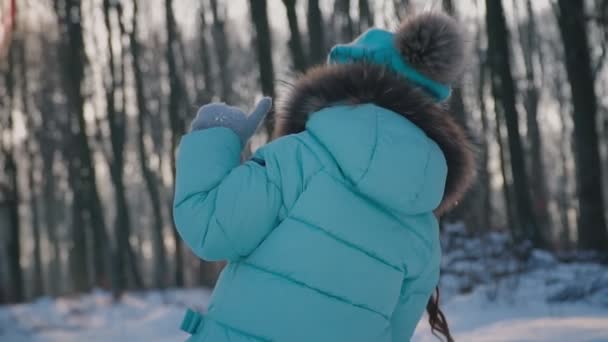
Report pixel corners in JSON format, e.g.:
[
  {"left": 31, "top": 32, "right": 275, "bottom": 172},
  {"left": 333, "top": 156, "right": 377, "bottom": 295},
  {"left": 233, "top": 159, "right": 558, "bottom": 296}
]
[
  {"left": 35, "top": 33, "right": 63, "bottom": 293},
  {"left": 307, "top": 0, "right": 325, "bottom": 65},
  {"left": 495, "top": 102, "right": 517, "bottom": 233},
  {"left": 442, "top": 0, "right": 454, "bottom": 13},
  {"left": 55, "top": 0, "right": 111, "bottom": 292},
  {"left": 0, "top": 262, "right": 5, "bottom": 304},
  {"left": 441, "top": 0, "right": 467, "bottom": 129},
  {"left": 104, "top": 0, "right": 143, "bottom": 299},
  {"left": 477, "top": 56, "right": 492, "bottom": 231},
  {"left": 553, "top": 73, "right": 573, "bottom": 250},
  {"left": 103, "top": 0, "right": 124, "bottom": 297},
  {"left": 41, "top": 148, "right": 62, "bottom": 295},
  {"left": 513, "top": 0, "right": 552, "bottom": 248},
  {"left": 165, "top": 0, "right": 185, "bottom": 287},
  {"left": 209, "top": 0, "right": 232, "bottom": 102},
  {"left": 392, "top": 0, "right": 409, "bottom": 22},
  {"left": 18, "top": 35, "right": 45, "bottom": 297},
  {"left": 198, "top": 7, "right": 213, "bottom": 103},
  {"left": 3, "top": 36, "right": 24, "bottom": 303},
  {"left": 131, "top": 0, "right": 168, "bottom": 290},
  {"left": 358, "top": 0, "right": 374, "bottom": 33},
  {"left": 249, "top": 0, "right": 276, "bottom": 132},
  {"left": 592, "top": 0, "right": 608, "bottom": 78},
  {"left": 334, "top": 0, "right": 354, "bottom": 41},
  {"left": 486, "top": 0, "right": 538, "bottom": 242},
  {"left": 27, "top": 145, "right": 44, "bottom": 297},
  {"left": 557, "top": 0, "right": 608, "bottom": 251},
  {"left": 441, "top": 0, "right": 480, "bottom": 231},
  {"left": 282, "top": 0, "right": 307, "bottom": 72},
  {"left": 68, "top": 187, "right": 90, "bottom": 292},
  {"left": 117, "top": 2, "right": 143, "bottom": 290}
]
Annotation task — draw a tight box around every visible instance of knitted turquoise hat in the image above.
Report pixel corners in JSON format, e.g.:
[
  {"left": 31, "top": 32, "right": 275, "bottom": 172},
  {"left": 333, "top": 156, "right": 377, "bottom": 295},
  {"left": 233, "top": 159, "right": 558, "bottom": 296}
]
[{"left": 328, "top": 13, "right": 466, "bottom": 102}]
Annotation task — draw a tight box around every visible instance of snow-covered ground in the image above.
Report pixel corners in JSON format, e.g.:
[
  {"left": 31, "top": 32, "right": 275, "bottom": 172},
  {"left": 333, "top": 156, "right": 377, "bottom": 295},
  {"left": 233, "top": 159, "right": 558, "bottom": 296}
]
[
  {"left": 1, "top": 263, "right": 607, "bottom": 342},
  {"left": 413, "top": 260, "right": 608, "bottom": 341},
  {"left": 0, "top": 288, "right": 208, "bottom": 342},
  {"left": 2, "top": 226, "right": 607, "bottom": 341}
]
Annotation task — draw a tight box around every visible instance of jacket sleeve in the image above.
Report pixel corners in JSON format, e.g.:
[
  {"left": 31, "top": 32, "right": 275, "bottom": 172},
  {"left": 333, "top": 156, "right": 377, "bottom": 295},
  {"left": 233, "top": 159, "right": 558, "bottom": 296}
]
[{"left": 173, "top": 127, "right": 283, "bottom": 261}]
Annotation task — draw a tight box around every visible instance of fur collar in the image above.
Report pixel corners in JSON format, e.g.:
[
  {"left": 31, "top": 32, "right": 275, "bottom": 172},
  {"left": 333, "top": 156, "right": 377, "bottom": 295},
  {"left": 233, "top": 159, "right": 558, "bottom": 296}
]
[{"left": 274, "top": 63, "right": 476, "bottom": 215}]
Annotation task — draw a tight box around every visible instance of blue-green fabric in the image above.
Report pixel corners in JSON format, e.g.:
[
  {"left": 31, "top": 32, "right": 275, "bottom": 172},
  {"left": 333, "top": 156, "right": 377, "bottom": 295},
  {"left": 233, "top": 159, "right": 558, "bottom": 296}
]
[
  {"left": 328, "top": 28, "right": 451, "bottom": 101},
  {"left": 174, "top": 103, "right": 447, "bottom": 342}
]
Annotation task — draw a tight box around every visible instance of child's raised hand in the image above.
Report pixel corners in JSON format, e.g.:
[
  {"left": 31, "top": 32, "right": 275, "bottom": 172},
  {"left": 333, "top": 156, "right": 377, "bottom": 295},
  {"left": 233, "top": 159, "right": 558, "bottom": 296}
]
[{"left": 190, "top": 97, "right": 272, "bottom": 146}]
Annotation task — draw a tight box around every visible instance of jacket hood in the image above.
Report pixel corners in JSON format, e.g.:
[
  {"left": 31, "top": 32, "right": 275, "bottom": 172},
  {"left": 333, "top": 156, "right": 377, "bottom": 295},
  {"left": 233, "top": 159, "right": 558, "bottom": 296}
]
[
  {"left": 274, "top": 63, "right": 476, "bottom": 214},
  {"left": 306, "top": 103, "right": 448, "bottom": 216}
]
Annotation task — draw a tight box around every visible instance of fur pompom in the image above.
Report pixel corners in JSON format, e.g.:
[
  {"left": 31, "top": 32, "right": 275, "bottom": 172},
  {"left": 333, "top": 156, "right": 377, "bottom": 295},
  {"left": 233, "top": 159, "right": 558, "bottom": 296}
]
[{"left": 394, "top": 12, "right": 466, "bottom": 84}]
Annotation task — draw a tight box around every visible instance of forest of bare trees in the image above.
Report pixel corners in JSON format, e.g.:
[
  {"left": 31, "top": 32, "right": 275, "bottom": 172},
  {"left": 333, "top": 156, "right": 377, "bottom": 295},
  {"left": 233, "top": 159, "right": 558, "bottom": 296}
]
[{"left": 0, "top": 0, "right": 607, "bottom": 304}]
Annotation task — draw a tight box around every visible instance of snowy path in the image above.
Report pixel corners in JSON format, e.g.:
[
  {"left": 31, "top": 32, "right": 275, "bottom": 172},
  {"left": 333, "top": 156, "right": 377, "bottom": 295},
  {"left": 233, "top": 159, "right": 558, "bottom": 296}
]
[
  {"left": 413, "top": 292, "right": 608, "bottom": 341},
  {"left": 3, "top": 257, "right": 608, "bottom": 342},
  {"left": 1, "top": 286, "right": 607, "bottom": 342},
  {"left": 0, "top": 289, "right": 205, "bottom": 342}
]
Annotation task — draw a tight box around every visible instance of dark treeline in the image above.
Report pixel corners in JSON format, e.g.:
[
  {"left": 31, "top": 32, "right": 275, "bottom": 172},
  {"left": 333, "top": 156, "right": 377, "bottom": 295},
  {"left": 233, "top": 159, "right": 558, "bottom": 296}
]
[{"left": 0, "top": 0, "right": 607, "bottom": 304}]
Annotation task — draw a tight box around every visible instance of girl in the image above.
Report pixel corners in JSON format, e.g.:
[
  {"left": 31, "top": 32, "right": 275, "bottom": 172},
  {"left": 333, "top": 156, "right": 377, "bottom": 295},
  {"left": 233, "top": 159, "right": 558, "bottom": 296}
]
[{"left": 174, "top": 12, "right": 475, "bottom": 342}]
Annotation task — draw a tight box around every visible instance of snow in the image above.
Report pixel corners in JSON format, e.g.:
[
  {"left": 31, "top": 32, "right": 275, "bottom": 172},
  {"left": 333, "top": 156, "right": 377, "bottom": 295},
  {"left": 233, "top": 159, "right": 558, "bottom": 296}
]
[
  {"left": 2, "top": 267, "right": 607, "bottom": 342},
  {"left": 2, "top": 226, "right": 607, "bottom": 342},
  {"left": 0, "top": 289, "right": 211, "bottom": 342},
  {"left": 413, "top": 267, "right": 608, "bottom": 341},
  {"left": 411, "top": 224, "right": 608, "bottom": 341}
]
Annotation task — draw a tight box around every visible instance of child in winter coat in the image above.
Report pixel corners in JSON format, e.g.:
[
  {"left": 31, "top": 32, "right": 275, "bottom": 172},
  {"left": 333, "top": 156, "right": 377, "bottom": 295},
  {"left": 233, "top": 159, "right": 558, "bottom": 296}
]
[{"left": 174, "top": 12, "right": 475, "bottom": 342}]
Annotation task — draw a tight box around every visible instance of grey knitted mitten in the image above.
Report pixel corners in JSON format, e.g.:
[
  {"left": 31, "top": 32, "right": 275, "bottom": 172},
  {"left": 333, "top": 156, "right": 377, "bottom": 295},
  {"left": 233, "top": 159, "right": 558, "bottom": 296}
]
[{"left": 190, "top": 97, "right": 272, "bottom": 146}]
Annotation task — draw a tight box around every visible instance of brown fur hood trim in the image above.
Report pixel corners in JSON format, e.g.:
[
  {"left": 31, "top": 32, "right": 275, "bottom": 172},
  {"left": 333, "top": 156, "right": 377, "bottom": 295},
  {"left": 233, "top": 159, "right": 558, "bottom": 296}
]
[{"left": 274, "top": 63, "right": 476, "bottom": 215}]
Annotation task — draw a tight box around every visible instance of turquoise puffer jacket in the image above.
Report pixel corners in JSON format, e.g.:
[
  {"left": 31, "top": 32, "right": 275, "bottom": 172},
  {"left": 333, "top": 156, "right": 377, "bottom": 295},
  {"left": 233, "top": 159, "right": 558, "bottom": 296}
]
[{"left": 174, "top": 103, "right": 447, "bottom": 342}]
